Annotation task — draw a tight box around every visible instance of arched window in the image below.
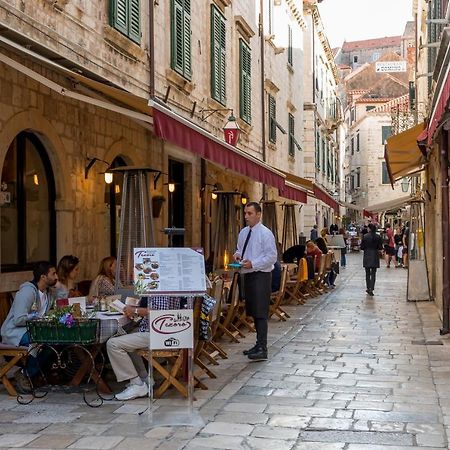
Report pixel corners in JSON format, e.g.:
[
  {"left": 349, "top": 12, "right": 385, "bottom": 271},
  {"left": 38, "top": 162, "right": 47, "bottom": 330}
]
[
  {"left": 106, "top": 156, "right": 126, "bottom": 256},
  {"left": 1, "top": 132, "right": 56, "bottom": 271}
]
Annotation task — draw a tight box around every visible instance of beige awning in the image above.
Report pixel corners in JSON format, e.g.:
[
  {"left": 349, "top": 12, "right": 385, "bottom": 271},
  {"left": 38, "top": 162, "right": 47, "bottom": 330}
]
[
  {"left": 385, "top": 123, "right": 427, "bottom": 184},
  {"left": 366, "top": 195, "right": 413, "bottom": 213},
  {"left": 0, "top": 34, "right": 153, "bottom": 123}
]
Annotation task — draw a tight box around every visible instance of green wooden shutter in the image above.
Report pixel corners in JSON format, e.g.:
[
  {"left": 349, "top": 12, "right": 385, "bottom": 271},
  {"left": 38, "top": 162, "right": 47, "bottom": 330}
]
[
  {"left": 268, "top": 94, "right": 276, "bottom": 143},
  {"left": 129, "top": 0, "right": 141, "bottom": 44},
  {"left": 211, "top": 5, "right": 226, "bottom": 105},
  {"left": 110, "top": 0, "right": 128, "bottom": 36},
  {"left": 183, "top": 0, "right": 192, "bottom": 78},
  {"left": 239, "top": 39, "right": 252, "bottom": 124},
  {"left": 288, "top": 25, "right": 293, "bottom": 66},
  {"left": 171, "top": 0, "right": 191, "bottom": 79},
  {"left": 288, "top": 113, "right": 294, "bottom": 156}
]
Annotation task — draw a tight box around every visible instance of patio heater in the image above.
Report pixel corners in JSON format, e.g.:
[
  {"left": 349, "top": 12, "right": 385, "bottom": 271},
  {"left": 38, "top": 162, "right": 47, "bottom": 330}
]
[
  {"left": 281, "top": 203, "right": 298, "bottom": 254},
  {"left": 212, "top": 191, "right": 240, "bottom": 271},
  {"left": 262, "top": 200, "right": 280, "bottom": 251},
  {"left": 111, "top": 166, "right": 157, "bottom": 295}
]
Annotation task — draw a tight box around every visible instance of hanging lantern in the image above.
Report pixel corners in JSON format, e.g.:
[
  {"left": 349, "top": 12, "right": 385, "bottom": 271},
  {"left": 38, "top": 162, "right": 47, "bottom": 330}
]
[{"left": 223, "top": 114, "right": 241, "bottom": 146}]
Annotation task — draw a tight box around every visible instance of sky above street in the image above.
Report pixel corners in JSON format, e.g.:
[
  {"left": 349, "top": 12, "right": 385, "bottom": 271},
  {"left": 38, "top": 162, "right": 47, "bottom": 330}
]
[{"left": 317, "top": 0, "right": 413, "bottom": 48}]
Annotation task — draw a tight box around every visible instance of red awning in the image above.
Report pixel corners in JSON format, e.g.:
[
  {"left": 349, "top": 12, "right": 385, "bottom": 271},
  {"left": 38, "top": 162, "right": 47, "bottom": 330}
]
[
  {"left": 313, "top": 185, "right": 339, "bottom": 211},
  {"left": 279, "top": 181, "right": 308, "bottom": 203},
  {"left": 152, "top": 102, "right": 285, "bottom": 190},
  {"left": 428, "top": 67, "right": 450, "bottom": 145}
]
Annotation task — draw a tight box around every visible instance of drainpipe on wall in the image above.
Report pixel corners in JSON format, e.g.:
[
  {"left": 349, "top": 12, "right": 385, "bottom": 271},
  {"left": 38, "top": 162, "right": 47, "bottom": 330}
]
[
  {"left": 440, "top": 130, "right": 450, "bottom": 334},
  {"left": 259, "top": 0, "right": 267, "bottom": 201},
  {"left": 149, "top": 0, "right": 155, "bottom": 99}
]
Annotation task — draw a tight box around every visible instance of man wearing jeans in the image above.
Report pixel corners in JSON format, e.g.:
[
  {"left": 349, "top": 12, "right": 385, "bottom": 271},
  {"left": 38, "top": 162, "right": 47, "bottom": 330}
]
[
  {"left": 1, "top": 261, "right": 58, "bottom": 391},
  {"left": 234, "top": 202, "right": 277, "bottom": 361}
]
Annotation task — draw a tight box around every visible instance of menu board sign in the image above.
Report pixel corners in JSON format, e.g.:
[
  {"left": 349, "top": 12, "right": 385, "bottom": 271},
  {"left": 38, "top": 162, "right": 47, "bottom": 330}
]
[
  {"left": 133, "top": 248, "right": 206, "bottom": 295},
  {"left": 149, "top": 309, "right": 194, "bottom": 349}
]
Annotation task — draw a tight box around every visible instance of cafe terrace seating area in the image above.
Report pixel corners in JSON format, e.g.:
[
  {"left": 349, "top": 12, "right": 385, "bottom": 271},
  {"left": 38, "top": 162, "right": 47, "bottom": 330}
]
[{"left": 0, "top": 253, "right": 335, "bottom": 400}]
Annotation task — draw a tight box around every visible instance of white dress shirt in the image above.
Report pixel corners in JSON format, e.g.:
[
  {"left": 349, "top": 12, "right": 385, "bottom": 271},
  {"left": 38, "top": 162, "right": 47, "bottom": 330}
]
[{"left": 235, "top": 222, "right": 277, "bottom": 274}]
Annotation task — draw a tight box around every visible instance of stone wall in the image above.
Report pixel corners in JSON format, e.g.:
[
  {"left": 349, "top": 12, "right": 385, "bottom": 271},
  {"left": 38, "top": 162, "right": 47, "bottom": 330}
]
[{"left": 0, "top": 50, "right": 160, "bottom": 291}]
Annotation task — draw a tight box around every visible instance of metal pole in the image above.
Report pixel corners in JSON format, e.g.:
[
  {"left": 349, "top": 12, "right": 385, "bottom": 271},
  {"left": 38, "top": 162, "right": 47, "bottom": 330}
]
[
  {"left": 440, "top": 130, "right": 450, "bottom": 334},
  {"left": 259, "top": 0, "right": 267, "bottom": 200}
]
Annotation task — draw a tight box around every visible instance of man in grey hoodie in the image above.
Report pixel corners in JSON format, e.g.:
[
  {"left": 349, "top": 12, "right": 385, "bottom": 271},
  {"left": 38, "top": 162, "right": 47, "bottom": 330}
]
[{"left": 1, "top": 261, "right": 58, "bottom": 387}]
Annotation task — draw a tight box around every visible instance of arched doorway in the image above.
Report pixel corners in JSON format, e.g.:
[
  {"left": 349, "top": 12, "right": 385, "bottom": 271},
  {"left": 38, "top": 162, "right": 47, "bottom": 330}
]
[
  {"left": 106, "top": 156, "right": 126, "bottom": 256},
  {"left": 1, "top": 132, "right": 56, "bottom": 271}
]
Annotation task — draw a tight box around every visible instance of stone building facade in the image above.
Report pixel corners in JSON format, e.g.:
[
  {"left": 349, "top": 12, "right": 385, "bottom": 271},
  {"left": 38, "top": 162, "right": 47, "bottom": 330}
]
[
  {"left": 302, "top": 0, "right": 343, "bottom": 233},
  {"left": 0, "top": 0, "right": 312, "bottom": 291}
]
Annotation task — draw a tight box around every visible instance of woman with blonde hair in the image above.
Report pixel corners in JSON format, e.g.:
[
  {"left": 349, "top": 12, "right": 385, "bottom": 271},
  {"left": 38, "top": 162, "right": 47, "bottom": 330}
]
[
  {"left": 89, "top": 256, "right": 117, "bottom": 299},
  {"left": 55, "top": 255, "right": 82, "bottom": 299}
]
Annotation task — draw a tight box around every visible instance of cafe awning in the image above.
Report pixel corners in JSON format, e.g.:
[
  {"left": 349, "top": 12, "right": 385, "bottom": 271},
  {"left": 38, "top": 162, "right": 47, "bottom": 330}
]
[
  {"left": 277, "top": 171, "right": 312, "bottom": 203},
  {"left": 0, "top": 34, "right": 153, "bottom": 123},
  {"left": 151, "top": 101, "right": 285, "bottom": 190},
  {"left": 313, "top": 184, "right": 339, "bottom": 211},
  {"left": 365, "top": 195, "right": 413, "bottom": 214},
  {"left": 384, "top": 122, "right": 427, "bottom": 184}
]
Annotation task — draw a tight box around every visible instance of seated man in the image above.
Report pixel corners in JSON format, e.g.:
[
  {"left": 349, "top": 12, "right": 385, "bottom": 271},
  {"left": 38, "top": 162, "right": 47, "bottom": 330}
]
[
  {"left": 1, "top": 261, "right": 58, "bottom": 389},
  {"left": 106, "top": 296, "right": 181, "bottom": 401}
]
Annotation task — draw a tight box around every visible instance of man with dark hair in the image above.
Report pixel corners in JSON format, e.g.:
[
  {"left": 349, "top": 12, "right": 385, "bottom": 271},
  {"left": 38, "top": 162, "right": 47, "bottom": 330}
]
[
  {"left": 1, "top": 261, "right": 58, "bottom": 390},
  {"left": 234, "top": 201, "right": 277, "bottom": 361}
]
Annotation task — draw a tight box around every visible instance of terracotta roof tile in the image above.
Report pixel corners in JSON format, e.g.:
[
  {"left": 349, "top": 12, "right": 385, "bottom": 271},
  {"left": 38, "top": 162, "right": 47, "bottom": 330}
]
[{"left": 342, "top": 36, "right": 402, "bottom": 52}]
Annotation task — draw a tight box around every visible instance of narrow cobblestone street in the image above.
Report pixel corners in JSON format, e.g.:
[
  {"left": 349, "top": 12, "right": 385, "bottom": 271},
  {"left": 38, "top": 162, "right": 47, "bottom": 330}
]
[{"left": 1, "top": 253, "right": 450, "bottom": 449}]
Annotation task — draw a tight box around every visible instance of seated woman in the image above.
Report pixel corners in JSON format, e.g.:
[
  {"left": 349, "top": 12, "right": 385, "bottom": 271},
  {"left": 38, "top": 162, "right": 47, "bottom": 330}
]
[
  {"left": 89, "top": 256, "right": 116, "bottom": 299},
  {"left": 305, "top": 241, "right": 323, "bottom": 272},
  {"left": 54, "top": 255, "right": 82, "bottom": 299}
]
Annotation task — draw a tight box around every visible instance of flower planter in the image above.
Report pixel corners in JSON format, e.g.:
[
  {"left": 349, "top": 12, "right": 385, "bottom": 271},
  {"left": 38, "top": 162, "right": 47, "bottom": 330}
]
[{"left": 27, "top": 319, "right": 100, "bottom": 345}]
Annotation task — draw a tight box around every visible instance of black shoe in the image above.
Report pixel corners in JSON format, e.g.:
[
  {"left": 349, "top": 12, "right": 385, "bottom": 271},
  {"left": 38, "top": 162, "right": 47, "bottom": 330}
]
[
  {"left": 248, "top": 347, "right": 268, "bottom": 361},
  {"left": 367, "top": 290, "right": 374, "bottom": 296},
  {"left": 243, "top": 344, "right": 258, "bottom": 355}
]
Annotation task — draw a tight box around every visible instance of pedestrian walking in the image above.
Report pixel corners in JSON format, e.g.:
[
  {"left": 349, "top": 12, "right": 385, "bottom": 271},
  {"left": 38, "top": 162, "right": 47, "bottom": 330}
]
[
  {"left": 383, "top": 223, "right": 396, "bottom": 268},
  {"left": 234, "top": 202, "right": 277, "bottom": 361},
  {"left": 339, "top": 227, "right": 348, "bottom": 268},
  {"left": 310, "top": 224, "right": 319, "bottom": 241},
  {"left": 360, "top": 223, "right": 383, "bottom": 296},
  {"left": 394, "top": 226, "right": 404, "bottom": 268}
]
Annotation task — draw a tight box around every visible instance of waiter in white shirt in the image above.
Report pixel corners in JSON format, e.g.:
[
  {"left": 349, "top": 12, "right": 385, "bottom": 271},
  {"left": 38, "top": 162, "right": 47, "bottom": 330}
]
[{"left": 233, "top": 201, "right": 277, "bottom": 361}]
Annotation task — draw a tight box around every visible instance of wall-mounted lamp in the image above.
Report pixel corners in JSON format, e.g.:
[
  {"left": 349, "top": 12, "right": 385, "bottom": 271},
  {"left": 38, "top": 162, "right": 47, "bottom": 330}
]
[
  {"left": 203, "top": 182, "right": 222, "bottom": 200},
  {"left": 104, "top": 172, "right": 113, "bottom": 184},
  {"left": 168, "top": 183, "right": 176, "bottom": 193},
  {"left": 401, "top": 177, "right": 411, "bottom": 193},
  {"left": 241, "top": 192, "right": 249, "bottom": 205},
  {"left": 85, "top": 157, "right": 112, "bottom": 183}
]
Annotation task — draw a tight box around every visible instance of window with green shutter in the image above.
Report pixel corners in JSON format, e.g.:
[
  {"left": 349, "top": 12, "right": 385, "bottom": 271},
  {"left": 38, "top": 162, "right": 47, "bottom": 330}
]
[
  {"left": 239, "top": 39, "right": 252, "bottom": 124},
  {"left": 211, "top": 6, "right": 226, "bottom": 105},
  {"left": 110, "top": 0, "right": 141, "bottom": 44},
  {"left": 321, "top": 139, "right": 326, "bottom": 174},
  {"left": 381, "top": 161, "right": 390, "bottom": 184},
  {"left": 287, "top": 25, "right": 293, "bottom": 66},
  {"left": 268, "top": 95, "right": 276, "bottom": 143},
  {"left": 171, "top": 0, "right": 192, "bottom": 80},
  {"left": 288, "top": 113, "right": 295, "bottom": 156},
  {"left": 315, "top": 132, "right": 320, "bottom": 169}
]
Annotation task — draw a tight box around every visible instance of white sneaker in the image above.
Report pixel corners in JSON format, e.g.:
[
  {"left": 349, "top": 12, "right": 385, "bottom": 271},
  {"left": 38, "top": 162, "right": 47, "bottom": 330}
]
[{"left": 115, "top": 382, "right": 148, "bottom": 401}]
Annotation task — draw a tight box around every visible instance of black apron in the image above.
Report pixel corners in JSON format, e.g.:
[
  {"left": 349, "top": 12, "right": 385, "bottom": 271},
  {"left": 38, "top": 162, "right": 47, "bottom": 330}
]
[{"left": 243, "top": 271, "right": 271, "bottom": 319}]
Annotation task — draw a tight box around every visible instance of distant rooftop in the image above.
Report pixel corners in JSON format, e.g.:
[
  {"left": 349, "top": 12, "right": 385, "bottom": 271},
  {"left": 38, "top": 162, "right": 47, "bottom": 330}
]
[{"left": 342, "top": 36, "right": 402, "bottom": 52}]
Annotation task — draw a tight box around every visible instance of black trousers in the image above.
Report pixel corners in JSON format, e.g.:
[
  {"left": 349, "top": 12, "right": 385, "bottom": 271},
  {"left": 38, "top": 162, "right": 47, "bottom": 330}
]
[
  {"left": 365, "top": 267, "right": 377, "bottom": 291},
  {"left": 243, "top": 272, "right": 271, "bottom": 349}
]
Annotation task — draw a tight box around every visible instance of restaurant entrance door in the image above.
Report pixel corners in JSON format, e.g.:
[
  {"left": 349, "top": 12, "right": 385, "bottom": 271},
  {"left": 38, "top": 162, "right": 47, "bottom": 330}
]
[{"left": 168, "top": 159, "right": 185, "bottom": 247}]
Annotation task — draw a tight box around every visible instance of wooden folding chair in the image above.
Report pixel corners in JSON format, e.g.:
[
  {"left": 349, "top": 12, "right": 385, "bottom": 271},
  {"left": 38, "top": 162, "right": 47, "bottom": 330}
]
[
  {"left": 194, "top": 279, "right": 224, "bottom": 379},
  {"left": 138, "top": 298, "right": 203, "bottom": 398},
  {"left": 0, "top": 344, "right": 28, "bottom": 396},
  {"left": 269, "top": 266, "right": 290, "bottom": 321},
  {"left": 285, "top": 258, "right": 310, "bottom": 304},
  {"left": 215, "top": 272, "right": 242, "bottom": 343}
]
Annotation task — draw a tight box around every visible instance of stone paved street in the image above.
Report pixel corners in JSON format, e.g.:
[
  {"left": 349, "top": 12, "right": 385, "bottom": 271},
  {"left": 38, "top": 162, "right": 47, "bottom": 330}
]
[{"left": 1, "top": 253, "right": 450, "bottom": 449}]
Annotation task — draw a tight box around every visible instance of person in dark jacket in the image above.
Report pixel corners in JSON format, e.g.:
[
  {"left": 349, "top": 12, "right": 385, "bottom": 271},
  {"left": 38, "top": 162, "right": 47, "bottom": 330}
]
[{"left": 360, "top": 223, "right": 383, "bottom": 296}]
